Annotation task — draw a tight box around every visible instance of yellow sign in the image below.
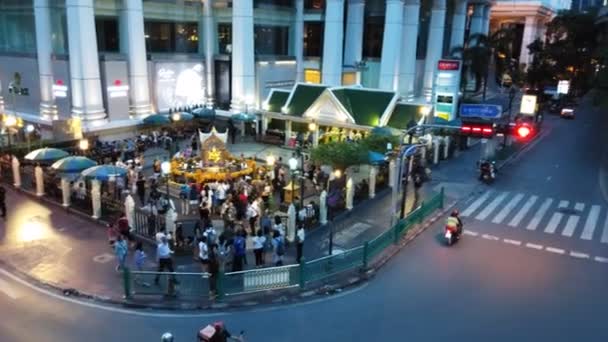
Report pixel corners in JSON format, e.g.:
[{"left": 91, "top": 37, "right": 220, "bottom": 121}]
[{"left": 520, "top": 95, "right": 537, "bottom": 115}]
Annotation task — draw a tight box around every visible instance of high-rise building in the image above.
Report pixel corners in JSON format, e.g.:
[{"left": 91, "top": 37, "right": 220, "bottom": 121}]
[{"left": 0, "top": 0, "right": 495, "bottom": 135}]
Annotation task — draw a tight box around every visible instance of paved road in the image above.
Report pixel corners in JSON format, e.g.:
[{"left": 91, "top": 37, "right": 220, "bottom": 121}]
[{"left": 1, "top": 97, "right": 607, "bottom": 341}]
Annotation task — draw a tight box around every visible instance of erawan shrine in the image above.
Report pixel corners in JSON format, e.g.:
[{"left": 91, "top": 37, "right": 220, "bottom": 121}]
[{"left": 170, "top": 127, "right": 258, "bottom": 183}]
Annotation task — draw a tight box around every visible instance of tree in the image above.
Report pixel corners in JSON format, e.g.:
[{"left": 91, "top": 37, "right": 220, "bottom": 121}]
[
  {"left": 450, "top": 33, "right": 492, "bottom": 98},
  {"left": 310, "top": 141, "right": 367, "bottom": 170}
]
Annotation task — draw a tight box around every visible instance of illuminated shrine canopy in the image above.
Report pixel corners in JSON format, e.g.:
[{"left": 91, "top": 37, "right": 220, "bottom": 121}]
[{"left": 199, "top": 127, "right": 230, "bottom": 165}]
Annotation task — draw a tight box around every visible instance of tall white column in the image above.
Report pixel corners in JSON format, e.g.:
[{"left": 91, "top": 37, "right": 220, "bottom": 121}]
[
  {"left": 34, "top": 0, "right": 57, "bottom": 120},
  {"left": 422, "top": 0, "right": 447, "bottom": 100},
  {"left": 450, "top": 0, "right": 467, "bottom": 52},
  {"left": 398, "top": 0, "right": 421, "bottom": 98},
  {"left": 295, "top": 0, "right": 305, "bottom": 82},
  {"left": 482, "top": 4, "right": 491, "bottom": 36},
  {"left": 519, "top": 16, "right": 538, "bottom": 67},
  {"left": 322, "top": 0, "right": 345, "bottom": 86},
  {"left": 469, "top": 3, "right": 484, "bottom": 38},
  {"left": 203, "top": 0, "right": 216, "bottom": 105},
  {"left": 122, "top": 0, "right": 152, "bottom": 118},
  {"left": 343, "top": 0, "right": 365, "bottom": 68},
  {"left": 378, "top": 0, "right": 404, "bottom": 91},
  {"left": 231, "top": 0, "right": 256, "bottom": 112},
  {"left": 66, "top": 0, "right": 107, "bottom": 126}
]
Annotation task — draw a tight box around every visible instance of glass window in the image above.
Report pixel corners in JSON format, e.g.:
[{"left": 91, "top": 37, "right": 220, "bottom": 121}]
[
  {"left": 255, "top": 25, "right": 289, "bottom": 56},
  {"left": 175, "top": 22, "right": 198, "bottom": 53},
  {"left": 218, "top": 23, "right": 232, "bottom": 54},
  {"left": 416, "top": 0, "right": 433, "bottom": 59},
  {"left": 305, "top": 0, "right": 325, "bottom": 10},
  {"left": 254, "top": 0, "right": 294, "bottom": 8},
  {"left": 144, "top": 21, "right": 198, "bottom": 53},
  {"left": 362, "top": 16, "right": 384, "bottom": 59},
  {"left": 96, "top": 17, "right": 119, "bottom": 52},
  {"left": 0, "top": 2, "right": 36, "bottom": 54},
  {"left": 304, "top": 22, "right": 323, "bottom": 57}
]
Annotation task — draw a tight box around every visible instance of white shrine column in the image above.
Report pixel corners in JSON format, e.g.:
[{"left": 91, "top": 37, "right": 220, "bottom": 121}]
[
  {"left": 322, "top": 0, "right": 345, "bottom": 86},
  {"left": 422, "top": 0, "right": 447, "bottom": 100},
  {"left": 398, "top": 0, "right": 421, "bottom": 99},
  {"left": 450, "top": 0, "right": 468, "bottom": 52},
  {"left": 122, "top": 0, "right": 152, "bottom": 118},
  {"left": 231, "top": 0, "right": 255, "bottom": 112},
  {"left": 519, "top": 16, "right": 538, "bottom": 67},
  {"left": 378, "top": 0, "right": 404, "bottom": 91},
  {"left": 344, "top": 0, "right": 365, "bottom": 69},
  {"left": 482, "top": 4, "right": 491, "bottom": 36},
  {"left": 295, "top": 0, "right": 305, "bottom": 82},
  {"left": 203, "top": 0, "right": 216, "bottom": 105},
  {"left": 34, "top": 0, "right": 57, "bottom": 120},
  {"left": 469, "top": 3, "right": 485, "bottom": 38},
  {"left": 66, "top": 0, "right": 107, "bottom": 126}
]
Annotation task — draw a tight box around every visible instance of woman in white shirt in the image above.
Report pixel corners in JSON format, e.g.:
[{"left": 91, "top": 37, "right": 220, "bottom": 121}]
[
  {"left": 198, "top": 236, "right": 209, "bottom": 272},
  {"left": 252, "top": 229, "right": 266, "bottom": 266}
]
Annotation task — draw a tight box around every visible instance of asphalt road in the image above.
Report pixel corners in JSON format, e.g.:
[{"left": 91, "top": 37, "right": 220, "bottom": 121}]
[{"left": 1, "top": 98, "right": 607, "bottom": 342}]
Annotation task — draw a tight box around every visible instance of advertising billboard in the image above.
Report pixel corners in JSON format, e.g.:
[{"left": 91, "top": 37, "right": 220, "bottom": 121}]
[
  {"left": 155, "top": 62, "right": 206, "bottom": 112},
  {"left": 520, "top": 95, "right": 537, "bottom": 115}
]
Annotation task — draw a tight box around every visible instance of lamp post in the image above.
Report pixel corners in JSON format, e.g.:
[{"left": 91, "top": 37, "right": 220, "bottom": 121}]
[
  {"left": 79, "top": 138, "right": 89, "bottom": 155},
  {"left": 4, "top": 115, "right": 17, "bottom": 148},
  {"left": 161, "top": 159, "right": 171, "bottom": 198},
  {"left": 328, "top": 168, "right": 341, "bottom": 256},
  {"left": 25, "top": 124, "right": 34, "bottom": 152},
  {"left": 288, "top": 155, "right": 298, "bottom": 206}
]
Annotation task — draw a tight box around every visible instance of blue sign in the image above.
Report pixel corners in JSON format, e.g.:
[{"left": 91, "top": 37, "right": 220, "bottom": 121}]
[{"left": 459, "top": 104, "right": 503, "bottom": 119}]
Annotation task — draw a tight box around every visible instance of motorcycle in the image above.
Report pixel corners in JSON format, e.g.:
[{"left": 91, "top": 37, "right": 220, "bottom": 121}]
[
  {"left": 478, "top": 160, "right": 496, "bottom": 184},
  {"left": 444, "top": 225, "right": 460, "bottom": 246}
]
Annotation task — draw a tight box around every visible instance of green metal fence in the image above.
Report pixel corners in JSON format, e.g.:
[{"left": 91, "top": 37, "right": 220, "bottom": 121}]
[{"left": 124, "top": 188, "right": 444, "bottom": 301}]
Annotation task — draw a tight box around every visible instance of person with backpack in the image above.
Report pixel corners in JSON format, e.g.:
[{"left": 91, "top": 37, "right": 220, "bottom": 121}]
[
  {"left": 232, "top": 230, "right": 246, "bottom": 272},
  {"left": 272, "top": 230, "right": 285, "bottom": 266}
]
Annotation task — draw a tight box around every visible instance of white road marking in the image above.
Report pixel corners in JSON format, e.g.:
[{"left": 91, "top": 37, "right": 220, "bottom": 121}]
[
  {"left": 544, "top": 213, "right": 564, "bottom": 234},
  {"left": 600, "top": 213, "right": 608, "bottom": 244},
  {"left": 463, "top": 230, "right": 478, "bottom": 236},
  {"left": 525, "top": 198, "right": 553, "bottom": 231},
  {"left": 561, "top": 203, "right": 585, "bottom": 237},
  {"left": 509, "top": 195, "right": 538, "bottom": 227},
  {"left": 594, "top": 256, "right": 608, "bottom": 263},
  {"left": 492, "top": 193, "right": 524, "bottom": 224},
  {"left": 570, "top": 251, "right": 590, "bottom": 259},
  {"left": 476, "top": 192, "right": 509, "bottom": 221},
  {"left": 525, "top": 243, "right": 543, "bottom": 250},
  {"left": 580, "top": 205, "right": 601, "bottom": 240},
  {"left": 0, "top": 277, "right": 20, "bottom": 300},
  {"left": 503, "top": 239, "right": 521, "bottom": 246},
  {"left": 545, "top": 247, "right": 565, "bottom": 255},
  {"left": 462, "top": 191, "right": 493, "bottom": 217},
  {"left": 482, "top": 234, "right": 499, "bottom": 241},
  {"left": 92, "top": 253, "right": 115, "bottom": 264}
]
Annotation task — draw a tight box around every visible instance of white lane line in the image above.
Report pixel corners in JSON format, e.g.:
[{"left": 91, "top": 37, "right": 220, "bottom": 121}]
[
  {"left": 544, "top": 213, "right": 564, "bottom": 234},
  {"left": 482, "top": 234, "right": 500, "bottom": 241},
  {"left": 503, "top": 239, "right": 522, "bottom": 246},
  {"left": 526, "top": 198, "right": 553, "bottom": 231},
  {"left": 570, "top": 251, "right": 590, "bottom": 259},
  {"left": 476, "top": 192, "right": 509, "bottom": 221},
  {"left": 594, "top": 256, "right": 608, "bottom": 263},
  {"left": 509, "top": 195, "right": 538, "bottom": 227},
  {"left": 0, "top": 277, "right": 20, "bottom": 300},
  {"left": 462, "top": 191, "right": 493, "bottom": 217},
  {"left": 600, "top": 213, "right": 608, "bottom": 244},
  {"left": 525, "top": 243, "right": 543, "bottom": 250},
  {"left": 463, "top": 230, "right": 478, "bottom": 236},
  {"left": 545, "top": 247, "right": 565, "bottom": 255},
  {"left": 581, "top": 205, "right": 601, "bottom": 240},
  {"left": 561, "top": 202, "right": 585, "bottom": 237},
  {"left": 492, "top": 193, "right": 524, "bottom": 224}
]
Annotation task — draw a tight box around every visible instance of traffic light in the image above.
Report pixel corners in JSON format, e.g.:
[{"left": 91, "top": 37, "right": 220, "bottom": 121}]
[{"left": 460, "top": 121, "right": 494, "bottom": 138}]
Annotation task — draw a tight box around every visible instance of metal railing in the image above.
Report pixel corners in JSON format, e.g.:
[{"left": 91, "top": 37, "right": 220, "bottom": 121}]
[{"left": 124, "top": 188, "right": 445, "bottom": 301}]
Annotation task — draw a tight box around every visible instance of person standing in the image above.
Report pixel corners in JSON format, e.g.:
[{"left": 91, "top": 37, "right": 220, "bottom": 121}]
[
  {"left": 253, "top": 230, "right": 266, "bottom": 267},
  {"left": 154, "top": 236, "right": 179, "bottom": 285},
  {"left": 228, "top": 118, "right": 237, "bottom": 144},
  {"left": 198, "top": 236, "right": 209, "bottom": 273},
  {"left": 136, "top": 174, "right": 146, "bottom": 204},
  {"left": 271, "top": 230, "right": 285, "bottom": 266},
  {"left": 114, "top": 235, "right": 128, "bottom": 272},
  {"left": 179, "top": 183, "right": 190, "bottom": 215},
  {"left": 296, "top": 224, "right": 305, "bottom": 263},
  {"left": 232, "top": 230, "right": 246, "bottom": 272},
  {"left": 207, "top": 243, "right": 220, "bottom": 299},
  {"left": 133, "top": 241, "right": 150, "bottom": 287},
  {"left": 0, "top": 185, "right": 5, "bottom": 219},
  {"left": 246, "top": 198, "right": 260, "bottom": 234}
]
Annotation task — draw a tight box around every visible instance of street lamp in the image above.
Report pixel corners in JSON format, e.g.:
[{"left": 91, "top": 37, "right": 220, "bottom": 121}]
[
  {"left": 4, "top": 115, "right": 17, "bottom": 147},
  {"left": 25, "top": 124, "right": 34, "bottom": 151},
  {"left": 171, "top": 112, "right": 181, "bottom": 122},
  {"left": 266, "top": 154, "right": 276, "bottom": 167},
  {"left": 308, "top": 122, "right": 316, "bottom": 131},
  {"left": 79, "top": 138, "right": 89, "bottom": 154},
  {"left": 289, "top": 154, "right": 298, "bottom": 205},
  {"left": 161, "top": 159, "right": 171, "bottom": 197}
]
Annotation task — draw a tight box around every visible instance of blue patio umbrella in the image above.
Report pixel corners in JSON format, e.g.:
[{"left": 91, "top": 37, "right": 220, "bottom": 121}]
[
  {"left": 191, "top": 107, "right": 216, "bottom": 119},
  {"left": 231, "top": 112, "right": 256, "bottom": 122},
  {"left": 368, "top": 151, "right": 387, "bottom": 165},
  {"left": 81, "top": 165, "right": 128, "bottom": 181},
  {"left": 51, "top": 156, "right": 97, "bottom": 173},
  {"left": 24, "top": 147, "right": 69, "bottom": 163},
  {"left": 371, "top": 126, "right": 402, "bottom": 137},
  {"left": 142, "top": 114, "right": 171, "bottom": 126}
]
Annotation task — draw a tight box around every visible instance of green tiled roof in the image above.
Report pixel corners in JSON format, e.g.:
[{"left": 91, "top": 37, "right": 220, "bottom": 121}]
[
  {"left": 266, "top": 90, "right": 290, "bottom": 113},
  {"left": 331, "top": 88, "right": 395, "bottom": 126},
  {"left": 284, "top": 84, "right": 328, "bottom": 116},
  {"left": 387, "top": 104, "right": 424, "bottom": 129}
]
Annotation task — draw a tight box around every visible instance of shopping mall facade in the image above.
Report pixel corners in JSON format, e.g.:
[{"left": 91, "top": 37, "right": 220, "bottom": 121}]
[{"left": 0, "top": 0, "right": 568, "bottom": 136}]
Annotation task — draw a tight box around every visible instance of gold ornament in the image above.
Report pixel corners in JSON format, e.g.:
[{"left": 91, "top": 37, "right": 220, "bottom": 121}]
[{"left": 208, "top": 147, "right": 221, "bottom": 163}]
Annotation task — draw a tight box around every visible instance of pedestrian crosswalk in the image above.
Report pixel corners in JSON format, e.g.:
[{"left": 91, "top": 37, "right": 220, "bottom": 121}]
[{"left": 461, "top": 191, "right": 608, "bottom": 243}]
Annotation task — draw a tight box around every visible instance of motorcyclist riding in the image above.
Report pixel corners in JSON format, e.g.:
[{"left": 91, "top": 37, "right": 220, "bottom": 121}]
[
  {"left": 445, "top": 209, "right": 463, "bottom": 238},
  {"left": 198, "top": 322, "right": 244, "bottom": 342}
]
